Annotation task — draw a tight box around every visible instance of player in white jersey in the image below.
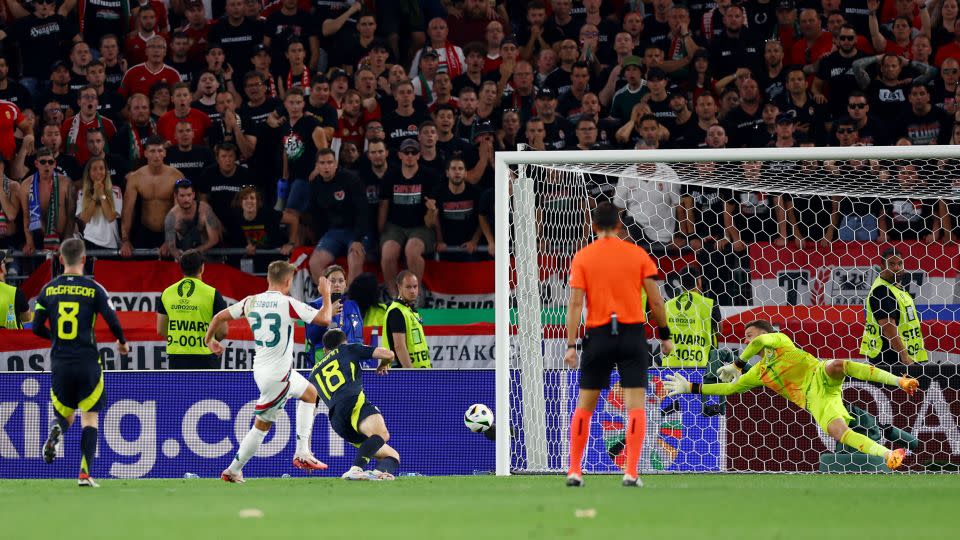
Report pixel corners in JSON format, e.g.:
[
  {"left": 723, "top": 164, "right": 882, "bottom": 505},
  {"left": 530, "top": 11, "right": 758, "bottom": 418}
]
[{"left": 205, "top": 260, "right": 334, "bottom": 483}]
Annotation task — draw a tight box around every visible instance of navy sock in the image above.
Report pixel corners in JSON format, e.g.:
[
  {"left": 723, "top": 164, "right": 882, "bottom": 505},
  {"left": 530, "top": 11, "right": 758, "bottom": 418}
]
[
  {"left": 80, "top": 427, "right": 97, "bottom": 476},
  {"left": 376, "top": 456, "right": 399, "bottom": 475},
  {"left": 353, "top": 435, "right": 385, "bottom": 468},
  {"left": 55, "top": 414, "right": 70, "bottom": 434}
]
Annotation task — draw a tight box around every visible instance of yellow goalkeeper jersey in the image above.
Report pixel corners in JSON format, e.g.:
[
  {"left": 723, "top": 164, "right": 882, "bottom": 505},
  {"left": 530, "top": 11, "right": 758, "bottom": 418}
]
[{"left": 702, "top": 332, "right": 820, "bottom": 408}]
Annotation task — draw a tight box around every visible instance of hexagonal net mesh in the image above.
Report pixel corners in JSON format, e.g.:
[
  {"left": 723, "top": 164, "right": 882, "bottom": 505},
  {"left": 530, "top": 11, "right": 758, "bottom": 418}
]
[{"left": 501, "top": 148, "right": 960, "bottom": 474}]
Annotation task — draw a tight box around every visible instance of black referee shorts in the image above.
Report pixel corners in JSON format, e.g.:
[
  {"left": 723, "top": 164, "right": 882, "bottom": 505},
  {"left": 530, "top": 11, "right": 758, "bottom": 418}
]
[
  {"left": 579, "top": 323, "right": 649, "bottom": 390},
  {"left": 51, "top": 360, "right": 105, "bottom": 417}
]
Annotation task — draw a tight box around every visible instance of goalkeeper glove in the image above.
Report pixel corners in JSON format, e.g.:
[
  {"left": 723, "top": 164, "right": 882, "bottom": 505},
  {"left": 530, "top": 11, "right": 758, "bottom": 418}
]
[
  {"left": 717, "top": 363, "right": 742, "bottom": 383},
  {"left": 664, "top": 373, "right": 692, "bottom": 397}
]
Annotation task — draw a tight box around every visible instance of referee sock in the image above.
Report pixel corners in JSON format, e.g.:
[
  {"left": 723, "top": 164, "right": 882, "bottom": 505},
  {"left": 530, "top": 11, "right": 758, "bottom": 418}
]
[
  {"left": 568, "top": 408, "right": 593, "bottom": 476},
  {"left": 54, "top": 414, "right": 70, "bottom": 434},
  {"left": 842, "top": 360, "right": 901, "bottom": 387},
  {"left": 624, "top": 408, "right": 646, "bottom": 479},
  {"left": 376, "top": 456, "right": 399, "bottom": 475},
  {"left": 80, "top": 427, "right": 97, "bottom": 476},
  {"left": 840, "top": 428, "right": 890, "bottom": 458},
  {"left": 354, "top": 435, "right": 386, "bottom": 468},
  {"left": 229, "top": 427, "right": 269, "bottom": 474},
  {"left": 295, "top": 400, "right": 317, "bottom": 455}
]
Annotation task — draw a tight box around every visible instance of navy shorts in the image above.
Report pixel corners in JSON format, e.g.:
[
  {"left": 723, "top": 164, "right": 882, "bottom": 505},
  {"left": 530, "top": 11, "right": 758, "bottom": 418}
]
[
  {"left": 328, "top": 393, "right": 381, "bottom": 446},
  {"left": 51, "top": 360, "right": 105, "bottom": 416}
]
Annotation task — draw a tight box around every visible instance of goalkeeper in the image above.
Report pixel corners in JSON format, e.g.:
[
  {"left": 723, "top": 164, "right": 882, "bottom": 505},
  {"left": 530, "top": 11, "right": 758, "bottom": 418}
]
[{"left": 663, "top": 320, "right": 919, "bottom": 469}]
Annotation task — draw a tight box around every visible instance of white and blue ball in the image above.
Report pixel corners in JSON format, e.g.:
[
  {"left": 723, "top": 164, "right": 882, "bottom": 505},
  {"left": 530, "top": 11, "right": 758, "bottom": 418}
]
[{"left": 464, "top": 403, "right": 494, "bottom": 433}]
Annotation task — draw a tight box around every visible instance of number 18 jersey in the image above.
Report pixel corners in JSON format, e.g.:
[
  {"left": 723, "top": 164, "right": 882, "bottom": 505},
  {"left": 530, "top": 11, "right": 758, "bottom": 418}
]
[{"left": 228, "top": 291, "right": 319, "bottom": 375}]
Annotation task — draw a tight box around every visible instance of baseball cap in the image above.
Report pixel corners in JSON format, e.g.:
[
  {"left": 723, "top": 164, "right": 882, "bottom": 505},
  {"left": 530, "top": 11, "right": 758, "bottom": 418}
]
[
  {"left": 251, "top": 43, "right": 269, "bottom": 56},
  {"left": 399, "top": 139, "right": 421, "bottom": 153},
  {"left": 776, "top": 113, "right": 796, "bottom": 124},
  {"left": 501, "top": 36, "right": 519, "bottom": 48},
  {"left": 329, "top": 69, "right": 350, "bottom": 81},
  {"left": 622, "top": 55, "right": 643, "bottom": 69},
  {"left": 420, "top": 46, "right": 439, "bottom": 60},
  {"left": 51, "top": 60, "right": 68, "bottom": 71},
  {"left": 775, "top": 0, "right": 795, "bottom": 10},
  {"left": 473, "top": 120, "right": 496, "bottom": 138},
  {"left": 536, "top": 87, "right": 557, "bottom": 99},
  {"left": 646, "top": 67, "right": 667, "bottom": 81}
]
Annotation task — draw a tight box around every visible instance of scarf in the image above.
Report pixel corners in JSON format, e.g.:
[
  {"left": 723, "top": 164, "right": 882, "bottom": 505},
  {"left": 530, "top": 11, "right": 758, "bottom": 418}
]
[
  {"left": 265, "top": 74, "right": 279, "bottom": 98},
  {"left": 418, "top": 73, "right": 434, "bottom": 103},
  {"left": 128, "top": 118, "right": 157, "bottom": 162},
  {"left": 66, "top": 113, "right": 105, "bottom": 155},
  {"left": 0, "top": 176, "right": 9, "bottom": 235},
  {"left": 27, "top": 171, "right": 61, "bottom": 248},
  {"left": 287, "top": 68, "right": 311, "bottom": 95},
  {"left": 443, "top": 42, "right": 462, "bottom": 78}
]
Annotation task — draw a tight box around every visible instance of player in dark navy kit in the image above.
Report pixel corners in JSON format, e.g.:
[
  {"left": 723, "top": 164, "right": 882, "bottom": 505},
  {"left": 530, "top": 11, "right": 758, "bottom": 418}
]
[
  {"left": 309, "top": 329, "right": 398, "bottom": 481},
  {"left": 32, "top": 239, "right": 129, "bottom": 487}
]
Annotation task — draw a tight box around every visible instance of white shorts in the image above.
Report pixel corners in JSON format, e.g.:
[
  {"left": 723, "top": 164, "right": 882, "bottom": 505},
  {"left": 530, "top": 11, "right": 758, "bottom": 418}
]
[{"left": 253, "top": 369, "right": 309, "bottom": 424}]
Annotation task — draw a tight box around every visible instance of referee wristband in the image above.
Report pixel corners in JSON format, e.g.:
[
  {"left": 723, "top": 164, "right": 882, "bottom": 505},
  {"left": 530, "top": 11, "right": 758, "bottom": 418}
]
[
  {"left": 658, "top": 326, "right": 671, "bottom": 340},
  {"left": 691, "top": 383, "right": 702, "bottom": 394}
]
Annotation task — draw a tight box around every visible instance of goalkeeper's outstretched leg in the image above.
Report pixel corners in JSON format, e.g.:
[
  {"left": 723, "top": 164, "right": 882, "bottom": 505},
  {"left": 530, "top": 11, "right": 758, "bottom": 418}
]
[{"left": 822, "top": 359, "right": 918, "bottom": 469}]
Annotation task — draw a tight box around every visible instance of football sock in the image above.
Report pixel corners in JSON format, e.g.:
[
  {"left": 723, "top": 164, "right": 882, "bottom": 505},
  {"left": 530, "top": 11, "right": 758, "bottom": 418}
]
[
  {"left": 354, "top": 435, "right": 385, "bottom": 468},
  {"left": 568, "top": 408, "right": 593, "bottom": 476},
  {"left": 624, "top": 408, "right": 646, "bottom": 478},
  {"left": 229, "top": 427, "right": 268, "bottom": 473},
  {"left": 840, "top": 428, "right": 890, "bottom": 458},
  {"left": 376, "top": 456, "right": 399, "bottom": 475},
  {"left": 54, "top": 412, "right": 70, "bottom": 434},
  {"left": 295, "top": 400, "right": 317, "bottom": 454},
  {"left": 80, "top": 427, "right": 97, "bottom": 476},
  {"left": 842, "top": 361, "right": 901, "bottom": 386}
]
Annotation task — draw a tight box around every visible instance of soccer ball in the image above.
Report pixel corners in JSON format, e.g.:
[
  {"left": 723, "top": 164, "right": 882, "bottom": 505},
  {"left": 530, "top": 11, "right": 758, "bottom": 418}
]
[{"left": 464, "top": 403, "right": 494, "bottom": 433}]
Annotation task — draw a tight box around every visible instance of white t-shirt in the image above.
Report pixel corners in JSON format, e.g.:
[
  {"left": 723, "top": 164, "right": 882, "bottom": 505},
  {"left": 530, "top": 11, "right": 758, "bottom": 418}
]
[
  {"left": 75, "top": 186, "right": 123, "bottom": 248},
  {"left": 613, "top": 163, "right": 681, "bottom": 243},
  {"left": 228, "top": 291, "right": 319, "bottom": 375}
]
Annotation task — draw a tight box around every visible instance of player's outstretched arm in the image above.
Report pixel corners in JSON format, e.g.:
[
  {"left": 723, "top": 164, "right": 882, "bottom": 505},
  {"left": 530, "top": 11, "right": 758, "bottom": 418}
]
[{"left": 665, "top": 366, "right": 763, "bottom": 397}]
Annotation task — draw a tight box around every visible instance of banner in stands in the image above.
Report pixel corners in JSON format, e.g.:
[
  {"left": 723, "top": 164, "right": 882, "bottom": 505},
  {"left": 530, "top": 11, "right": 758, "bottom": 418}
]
[{"left": 0, "top": 371, "right": 495, "bottom": 479}]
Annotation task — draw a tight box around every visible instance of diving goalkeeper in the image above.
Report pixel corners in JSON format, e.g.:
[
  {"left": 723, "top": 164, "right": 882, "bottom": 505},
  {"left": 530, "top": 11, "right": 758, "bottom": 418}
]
[{"left": 663, "top": 320, "right": 919, "bottom": 469}]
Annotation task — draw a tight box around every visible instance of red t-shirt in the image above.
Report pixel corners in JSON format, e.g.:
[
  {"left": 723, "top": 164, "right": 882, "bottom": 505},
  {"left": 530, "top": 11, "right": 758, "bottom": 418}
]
[
  {"left": 119, "top": 63, "right": 182, "bottom": 97},
  {"left": 789, "top": 32, "right": 833, "bottom": 66},
  {"left": 157, "top": 108, "right": 212, "bottom": 145},
  {"left": 60, "top": 114, "right": 118, "bottom": 164},
  {"left": 0, "top": 100, "right": 23, "bottom": 160}
]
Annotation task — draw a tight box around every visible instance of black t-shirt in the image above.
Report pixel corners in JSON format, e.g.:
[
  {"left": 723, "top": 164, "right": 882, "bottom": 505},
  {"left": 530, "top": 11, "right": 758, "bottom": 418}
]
[
  {"left": 641, "top": 15, "right": 671, "bottom": 50},
  {"left": 310, "top": 170, "right": 369, "bottom": 240},
  {"left": 282, "top": 115, "right": 321, "bottom": 180},
  {"left": 888, "top": 198, "right": 933, "bottom": 240},
  {"left": 894, "top": 107, "right": 953, "bottom": 146},
  {"left": 101, "top": 154, "right": 131, "bottom": 188},
  {"left": 264, "top": 11, "right": 315, "bottom": 74},
  {"left": 433, "top": 182, "right": 480, "bottom": 246},
  {"left": 544, "top": 69, "right": 572, "bottom": 95},
  {"left": 722, "top": 106, "right": 763, "bottom": 148},
  {"left": 731, "top": 189, "right": 779, "bottom": 243},
  {"left": 436, "top": 136, "right": 474, "bottom": 163},
  {"left": 240, "top": 97, "right": 284, "bottom": 183},
  {"left": 816, "top": 52, "right": 865, "bottom": 117},
  {"left": 12, "top": 15, "right": 77, "bottom": 79},
  {"left": 228, "top": 208, "right": 285, "bottom": 248},
  {"left": 165, "top": 146, "right": 215, "bottom": 184},
  {"left": 381, "top": 109, "right": 428, "bottom": 151},
  {"left": 355, "top": 158, "right": 390, "bottom": 227},
  {"left": 197, "top": 164, "right": 255, "bottom": 218},
  {"left": 709, "top": 30, "right": 762, "bottom": 78},
  {"left": 81, "top": 0, "right": 125, "bottom": 50},
  {"left": 104, "top": 64, "right": 124, "bottom": 90},
  {"left": 304, "top": 102, "right": 338, "bottom": 133},
  {"left": 208, "top": 17, "right": 265, "bottom": 76},
  {"left": 684, "top": 173, "right": 732, "bottom": 240},
  {"left": 380, "top": 166, "right": 440, "bottom": 229},
  {"left": 542, "top": 15, "right": 584, "bottom": 45},
  {"left": 543, "top": 116, "right": 575, "bottom": 151},
  {"left": 755, "top": 69, "right": 787, "bottom": 104},
  {"left": 867, "top": 80, "right": 910, "bottom": 121},
  {"left": 96, "top": 91, "right": 127, "bottom": 124},
  {"left": 0, "top": 81, "right": 33, "bottom": 111},
  {"left": 867, "top": 278, "right": 900, "bottom": 357}
]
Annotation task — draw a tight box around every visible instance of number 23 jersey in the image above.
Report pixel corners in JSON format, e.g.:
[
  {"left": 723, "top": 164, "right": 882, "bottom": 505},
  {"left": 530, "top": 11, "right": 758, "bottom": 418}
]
[{"left": 228, "top": 291, "right": 319, "bottom": 375}]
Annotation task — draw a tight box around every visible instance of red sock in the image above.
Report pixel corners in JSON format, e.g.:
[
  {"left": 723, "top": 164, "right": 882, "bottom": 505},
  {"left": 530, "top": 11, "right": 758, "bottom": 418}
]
[
  {"left": 568, "top": 408, "right": 593, "bottom": 476},
  {"left": 625, "top": 408, "right": 646, "bottom": 478}
]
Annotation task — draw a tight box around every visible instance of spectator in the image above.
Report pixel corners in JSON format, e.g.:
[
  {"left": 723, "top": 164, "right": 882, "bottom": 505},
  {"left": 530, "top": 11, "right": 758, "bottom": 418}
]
[
  {"left": 84, "top": 60, "right": 125, "bottom": 124},
  {"left": 573, "top": 92, "right": 620, "bottom": 145},
  {"left": 98, "top": 34, "right": 126, "bottom": 89},
  {"left": 379, "top": 138, "right": 439, "bottom": 299},
  {"left": 931, "top": 0, "right": 959, "bottom": 47},
  {"left": 263, "top": 0, "right": 319, "bottom": 76},
  {"left": 412, "top": 17, "right": 465, "bottom": 78},
  {"left": 305, "top": 148, "right": 368, "bottom": 284},
  {"left": 119, "top": 36, "right": 181, "bottom": 98},
  {"left": 932, "top": 58, "right": 960, "bottom": 113},
  {"left": 149, "top": 82, "right": 172, "bottom": 121},
  {"left": 854, "top": 53, "right": 937, "bottom": 121},
  {"left": 936, "top": 19, "right": 960, "bottom": 67},
  {"left": 67, "top": 42, "right": 93, "bottom": 94},
  {"left": 814, "top": 25, "right": 867, "bottom": 118},
  {"left": 120, "top": 136, "right": 183, "bottom": 257},
  {"left": 535, "top": 47, "right": 559, "bottom": 88},
  {"left": 484, "top": 21, "right": 506, "bottom": 73},
  {"left": 209, "top": 91, "right": 256, "bottom": 159},
  {"left": 644, "top": 0, "right": 673, "bottom": 48},
  {"left": 0, "top": 159, "right": 21, "bottom": 250},
  {"left": 38, "top": 61, "right": 75, "bottom": 118},
  {"left": 710, "top": 3, "right": 761, "bottom": 79},
  {"left": 449, "top": 0, "right": 509, "bottom": 47},
  {"left": 159, "top": 83, "right": 212, "bottom": 146},
  {"left": 227, "top": 186, "right": 295, "bottom": 255},
  {"left": 777, "top": 66, "right": 828, "bottom": 140},
  {"left": 681, "top": 93, "right": 720, "bottom": 148},
  {"left": 83, "top": 128, "right": 130, "bottom": 186},
  {"left": 558, "top": 62, "right": 592, "bottom": 119},
  {"left": 356, "top": 138, "right": 391, "bottom": 252},
  {"left": 7, "top": 0, "right": 78, "bottom": 94},
  {"left": 518, "top": 0, "right": 551, "bottom": 61},
  {"left": 894, "top": 82, "right": 953, "bottom": 145},
  {"left": 434, "top": 104, "right": 473, "bottom": 158},
  {"left": 845, "top": 90, "right": 890, "bottom": 145},
  {"left": 411, "top": 47, "right": 440, "bottom": 99},
  {"left": 165, "top": 121, "right": 215, "bottom": 183},
  {"left": 613, "top": 154, "right": 682, "bottom": 254},
  {"left": 279, "top": 88, "right": 327, "bottom": 212},
  {"left": 0, "top": 57, "right": 32, "bottom": 113},
  {"left": 163, "top": 178, "right": 222, "bottom": 259},
  {"left": 546, "top": 39, "right": 580, "bottom": 94},
  {"left": 192, "top": 71, "right": 221, "bottom": 120},
  {"left": 433, "top": 156, "right": 482, "bottom": 261},
  {"left": 535, "top": 87, "right": 575, "bottom": 150},
  {"left": 168, "top": 32, "right": 200, "bottom": 85},
  {"left": 19, "top": 147, "right": 74, "bottom": 255},
  {"left": 417, "top": 121, "right": 446, "bottom": 177},
  {"left": 642, "top": 68, "right": 676, "bottom": 129},
  {"left": 125, "top": 5, "right": 166, "bottom": 66},
  {"left": 790, "top": 8, "right": 833, "bottom": 71},
  {"left": 278, "top": 38, "right": 312, "bottom": 98},
  {"left": 383, "top": 80, "right": 427, "bottom": 150},
  {"left": 610, "top": 56, "right": 645, "bottom": 121},
  {"left": 305, "top": 264, "right": 365, "bottom": 365},
  {"left": 114, "top": 93, "right": 160, "bottom": 165},
  {"left": 197, "top": 142, "right": 254, "bottom": 222},
  {"left": 304, "top": 77, "right": 338, "bottom": 138},
  {"left": 208, "top": 0, "right": 265, "bottom": 78},
  {"left": 75, "top": 157, "right": 123, "bottom": 250},
  {"left": 35, "top": 122, "right": 80, "bottom": 182}
]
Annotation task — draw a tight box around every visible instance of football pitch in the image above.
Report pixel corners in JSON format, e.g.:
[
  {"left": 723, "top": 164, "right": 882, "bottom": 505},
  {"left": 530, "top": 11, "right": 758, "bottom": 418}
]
[{"left": 3, "top": 474, "right": 958, "bottom": 539}]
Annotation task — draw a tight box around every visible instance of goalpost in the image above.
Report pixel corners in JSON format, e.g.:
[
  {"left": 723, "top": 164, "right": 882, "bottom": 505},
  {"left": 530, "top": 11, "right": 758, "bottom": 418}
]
[{"left": 494, "top": 145, "right": 960, "bottom": 476}]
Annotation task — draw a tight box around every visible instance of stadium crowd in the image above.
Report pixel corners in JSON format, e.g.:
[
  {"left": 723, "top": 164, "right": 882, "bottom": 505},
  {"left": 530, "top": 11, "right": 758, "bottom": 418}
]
[{"left": 0, "top": 0, "right": 956, "bottom": 295}]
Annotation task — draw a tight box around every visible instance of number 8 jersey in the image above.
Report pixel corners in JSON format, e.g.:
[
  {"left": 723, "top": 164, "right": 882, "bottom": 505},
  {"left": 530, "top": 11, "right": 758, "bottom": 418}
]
[
  {"left": 228, "top": 291, "right": 320, "bottom": 374},
  {"left": 33, "top": 274, "right": 122, "bottom": 366}
]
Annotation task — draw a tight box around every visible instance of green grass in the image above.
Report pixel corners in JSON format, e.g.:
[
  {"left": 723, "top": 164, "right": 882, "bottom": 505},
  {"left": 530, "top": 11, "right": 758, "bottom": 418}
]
[{"left": 2, "top": 475, "right": 958, "bottom": 539}]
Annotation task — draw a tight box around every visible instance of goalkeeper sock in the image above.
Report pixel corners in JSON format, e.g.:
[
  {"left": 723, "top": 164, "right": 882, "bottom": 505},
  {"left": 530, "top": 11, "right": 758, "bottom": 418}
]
[
  {"left": 568, "top": 408, "right": 593, "bottom": 476},
  {"left": 295, "top": 399, "right": 317, "bottom": 454},
  {"left": 842, "top": 361, "right": 901, "bottom": 386},
  {"left": 376, "top": 456, "right": 399, "bottom": 475},
  {"left": 80, "top": 427, "right": 97, "bottom": 476},
  {"left": 840, "top": 428, "right": 890, "bottom": 458},
  {"left": 354, "top": 435, "right": 386, "bottom": 468},
  {"left": 229, "top": 426, "right": 268, "bottom": 473},
  {"left": 624, "top": 408, "right": 646, "bottom": 479}
]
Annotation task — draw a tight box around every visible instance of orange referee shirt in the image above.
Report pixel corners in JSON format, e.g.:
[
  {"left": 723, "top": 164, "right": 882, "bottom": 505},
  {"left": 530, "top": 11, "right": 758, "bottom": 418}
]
[{"left": 569, "top": 237, "right": 658, "bottom": 329}]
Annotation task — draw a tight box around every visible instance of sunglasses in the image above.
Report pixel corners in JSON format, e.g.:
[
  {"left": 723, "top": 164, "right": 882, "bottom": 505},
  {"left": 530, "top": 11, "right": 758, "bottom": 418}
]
[
  {"left": 838, "top": 35, "right": 856, "bottom": 41},
  {"left": 401, "top": 150, "right": 420, "bottom": 156},
  {"left": 175, "top": 178, "right": 193, "bottom": 188},
  {"left": 848, "top": 103, "right": 867, "bottom": 109},
  {"left": 38, "top": 159, "right": 55, "bottom": 165}
]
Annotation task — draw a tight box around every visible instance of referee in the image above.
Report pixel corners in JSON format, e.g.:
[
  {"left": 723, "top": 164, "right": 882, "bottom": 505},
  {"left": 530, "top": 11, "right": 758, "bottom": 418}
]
[{"left": 564, "top": 202, "right": 673, "bottom": 488}]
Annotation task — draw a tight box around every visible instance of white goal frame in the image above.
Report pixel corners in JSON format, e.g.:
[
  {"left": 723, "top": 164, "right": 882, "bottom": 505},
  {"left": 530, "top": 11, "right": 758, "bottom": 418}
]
[{"left": 493, "top": 145, "right": 960, "bottom": 477}]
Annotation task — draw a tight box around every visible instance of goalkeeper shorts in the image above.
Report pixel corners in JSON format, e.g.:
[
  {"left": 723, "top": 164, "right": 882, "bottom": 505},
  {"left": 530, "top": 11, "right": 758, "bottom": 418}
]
[
  {"left": 806, "top": 362, "right": 854, "bottom": 432},
  {"left": 579, "top": 323, "right": 649, "bottom": 390}
]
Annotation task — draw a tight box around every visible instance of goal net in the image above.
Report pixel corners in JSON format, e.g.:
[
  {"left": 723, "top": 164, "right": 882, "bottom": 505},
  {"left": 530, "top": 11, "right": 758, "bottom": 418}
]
[{"left": 494, "top": 145, "right": 960, "bottom": 475}]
